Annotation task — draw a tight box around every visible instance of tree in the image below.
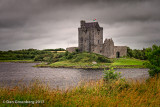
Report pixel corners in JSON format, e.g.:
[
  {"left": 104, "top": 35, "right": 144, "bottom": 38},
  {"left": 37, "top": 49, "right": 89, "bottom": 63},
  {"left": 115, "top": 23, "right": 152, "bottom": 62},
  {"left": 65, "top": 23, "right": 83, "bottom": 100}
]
[
  {"left": 145, "top": 45, "right": 160, "bottom": 77},
  {"left": 127, "top": 47, "right": 133, "bottom": 57}
]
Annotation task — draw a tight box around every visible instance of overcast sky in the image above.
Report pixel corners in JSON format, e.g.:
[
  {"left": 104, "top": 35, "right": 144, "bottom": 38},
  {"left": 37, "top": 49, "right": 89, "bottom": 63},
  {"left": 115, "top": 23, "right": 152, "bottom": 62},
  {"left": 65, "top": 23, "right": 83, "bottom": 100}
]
[{"left": 0, "top": 0, "right": 160, "bottom": 51}]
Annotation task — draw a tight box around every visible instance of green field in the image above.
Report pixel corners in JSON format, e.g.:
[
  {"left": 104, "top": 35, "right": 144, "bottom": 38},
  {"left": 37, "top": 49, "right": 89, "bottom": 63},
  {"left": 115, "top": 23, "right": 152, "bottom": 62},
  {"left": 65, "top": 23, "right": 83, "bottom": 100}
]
[
  {"left": 111, "top": 58, "right": 147, "bottom": 68},
  {"left": 112, "top": 58, "right": 145, "bottom": 65}
]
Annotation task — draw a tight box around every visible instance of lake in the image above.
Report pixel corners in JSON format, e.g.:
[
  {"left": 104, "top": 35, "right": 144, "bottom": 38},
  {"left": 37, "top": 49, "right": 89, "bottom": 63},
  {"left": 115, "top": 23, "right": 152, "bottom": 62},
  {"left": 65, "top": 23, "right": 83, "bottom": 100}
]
[{"left": 0, "top": 62, "right": 149, "bottom": 89}]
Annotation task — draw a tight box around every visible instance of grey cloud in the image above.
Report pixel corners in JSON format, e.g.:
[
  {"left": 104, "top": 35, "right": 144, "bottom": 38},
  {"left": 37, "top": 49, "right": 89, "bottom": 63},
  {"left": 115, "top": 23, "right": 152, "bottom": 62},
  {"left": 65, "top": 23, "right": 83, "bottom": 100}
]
[{"left": 0, "top": 0, "right": 160, "bottom": 50}]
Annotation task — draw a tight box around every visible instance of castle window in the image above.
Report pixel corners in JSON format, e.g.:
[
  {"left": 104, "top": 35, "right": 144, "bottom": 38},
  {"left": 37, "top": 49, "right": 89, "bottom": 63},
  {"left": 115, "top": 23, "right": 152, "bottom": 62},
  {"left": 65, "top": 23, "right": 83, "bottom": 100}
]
[{"left": 98, "top": 40, "right": 99, "bottom": 44}]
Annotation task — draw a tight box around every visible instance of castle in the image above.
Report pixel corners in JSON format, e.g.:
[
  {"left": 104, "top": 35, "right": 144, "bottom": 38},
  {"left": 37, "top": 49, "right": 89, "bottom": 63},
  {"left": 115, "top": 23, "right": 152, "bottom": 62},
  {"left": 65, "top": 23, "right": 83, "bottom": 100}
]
[{"left": 66, "top": 20, "right": 127, "bottom": 58}]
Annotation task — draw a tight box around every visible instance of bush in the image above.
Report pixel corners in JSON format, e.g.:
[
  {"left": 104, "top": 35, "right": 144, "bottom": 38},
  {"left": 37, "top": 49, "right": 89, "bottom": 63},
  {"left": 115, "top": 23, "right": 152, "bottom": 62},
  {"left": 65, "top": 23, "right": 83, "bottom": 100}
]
[
  {"left": 34, "top": 55, "right": 44, "bottom": 61},
  {"left": 97, "top": 55, "right": 111, "bottom": 63},
  {"left": 145, "top": 45, "right": 160, "bottom": 77},
  {"left": 103, "top": 67, "right": 121, "bottom": 81}
]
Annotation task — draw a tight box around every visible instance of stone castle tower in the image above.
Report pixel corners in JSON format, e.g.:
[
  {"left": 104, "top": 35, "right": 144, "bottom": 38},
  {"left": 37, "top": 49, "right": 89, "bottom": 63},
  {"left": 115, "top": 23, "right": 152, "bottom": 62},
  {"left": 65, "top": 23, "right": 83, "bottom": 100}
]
[
  {"left": 67, "top": 20, "right": 127, "bottom": 58},
  {"left": 78, "top": 20, "right": 103, "bottom": 54}
]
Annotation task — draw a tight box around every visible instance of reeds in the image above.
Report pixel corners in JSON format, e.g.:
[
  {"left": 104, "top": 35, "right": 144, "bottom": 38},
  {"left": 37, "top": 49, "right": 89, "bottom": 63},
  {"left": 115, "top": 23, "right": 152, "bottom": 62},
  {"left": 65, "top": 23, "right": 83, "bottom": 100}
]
[{"left": 0, "top": 76, "right": 160, "bottom": 107}]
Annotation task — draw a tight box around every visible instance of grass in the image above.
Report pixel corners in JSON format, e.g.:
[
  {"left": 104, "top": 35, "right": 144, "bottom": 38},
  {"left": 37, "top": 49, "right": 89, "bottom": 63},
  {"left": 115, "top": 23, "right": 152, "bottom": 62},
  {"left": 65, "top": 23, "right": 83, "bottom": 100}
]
[
  {"left": 0, "top": 76, "right": 160, "bottom": 106},
  {"left": 111, "top": 58, "right": 147, "bottom": 68},
  {"left": 35, "top": 58, "right": 147, "bottom": 69},
  {"left": 112, "top": 58, "right": 145, "bottom": 66},
  {"left": 0, "top": 60, "right": 34, "bottom": 63}
]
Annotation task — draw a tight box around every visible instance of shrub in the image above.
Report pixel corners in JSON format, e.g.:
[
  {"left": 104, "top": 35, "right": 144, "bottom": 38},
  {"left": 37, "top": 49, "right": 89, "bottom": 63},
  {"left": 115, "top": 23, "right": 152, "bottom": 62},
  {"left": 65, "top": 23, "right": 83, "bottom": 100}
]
[
  {"left": 66, "top": 53, "right": 73, "bottom": 59},
  {"left": 103, "top": 67, "right": 121, "bottom": 81},
  {"left": 34, "top": 55, "right": 44, "bottom": 61},
  {"left": 97, "top": 55, "right": 111, "bottom": 63},
  {"left": 145, "top": 45, "right": 160, "bottom": 77},
  {"left": 65, "top": 51, "right": 69, "bottom": 56}
]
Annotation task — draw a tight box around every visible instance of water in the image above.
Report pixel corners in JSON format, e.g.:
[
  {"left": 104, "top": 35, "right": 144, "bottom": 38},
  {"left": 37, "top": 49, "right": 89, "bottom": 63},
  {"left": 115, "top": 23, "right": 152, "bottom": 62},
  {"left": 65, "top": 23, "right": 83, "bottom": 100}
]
[{"left": 0, "top": 62, "right": 149, "bottom": 89}]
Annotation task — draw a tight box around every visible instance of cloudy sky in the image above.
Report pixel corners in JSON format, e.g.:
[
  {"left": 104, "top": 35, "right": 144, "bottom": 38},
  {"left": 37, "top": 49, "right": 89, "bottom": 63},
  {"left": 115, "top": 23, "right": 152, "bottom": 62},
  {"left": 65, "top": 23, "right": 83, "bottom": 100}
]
[{"left": 0, "top": 0, "right": 160, "bottom": 51}]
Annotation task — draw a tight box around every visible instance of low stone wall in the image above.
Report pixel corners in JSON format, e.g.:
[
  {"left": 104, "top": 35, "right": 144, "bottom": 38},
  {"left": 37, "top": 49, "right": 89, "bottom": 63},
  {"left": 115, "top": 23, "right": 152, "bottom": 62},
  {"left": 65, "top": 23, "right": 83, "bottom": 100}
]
[{"left": 66, "top": 47, "right": 77, "bottom": 53}]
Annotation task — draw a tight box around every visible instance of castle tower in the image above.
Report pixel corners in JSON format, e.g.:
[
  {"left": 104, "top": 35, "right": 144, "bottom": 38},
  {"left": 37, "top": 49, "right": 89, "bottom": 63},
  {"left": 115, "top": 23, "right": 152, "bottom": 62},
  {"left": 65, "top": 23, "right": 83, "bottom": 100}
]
[{"left": 78, "top": 20, "right": 103, "bottom": 54}]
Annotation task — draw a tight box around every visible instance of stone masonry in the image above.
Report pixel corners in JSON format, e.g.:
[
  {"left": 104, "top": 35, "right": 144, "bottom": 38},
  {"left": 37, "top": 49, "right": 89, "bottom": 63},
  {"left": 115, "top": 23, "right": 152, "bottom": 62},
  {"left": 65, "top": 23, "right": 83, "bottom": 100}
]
[{"left": 67, "top": 20, "right": 127, "bottom": 58}]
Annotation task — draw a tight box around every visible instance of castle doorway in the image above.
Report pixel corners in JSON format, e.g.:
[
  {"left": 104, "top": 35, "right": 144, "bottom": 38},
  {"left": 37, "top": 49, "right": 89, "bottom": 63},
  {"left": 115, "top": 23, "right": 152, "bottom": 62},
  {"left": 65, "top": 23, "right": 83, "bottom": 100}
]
[{"left": 116, "top": 52, "right": 120, "bottom": 58}]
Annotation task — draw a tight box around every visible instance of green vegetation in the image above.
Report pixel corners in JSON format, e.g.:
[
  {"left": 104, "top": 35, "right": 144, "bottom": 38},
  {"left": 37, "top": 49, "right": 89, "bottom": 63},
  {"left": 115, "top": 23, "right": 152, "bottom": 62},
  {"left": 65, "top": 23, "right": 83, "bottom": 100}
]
[
  {"left": 111, "top": 58, "right": 147, "bottom": 68},
  {"left": 63, "top": 52, "right": 111, "bottom": 63},
  {"left": 35, "top": 52, "right": 113, "bottom": 69},
  {"left": 0, "top": 49, "right": 53, "bottom": 60},
  {"left": 2, "top": 45, "right": 160, "bottom": 70},
  {"left": 42, "top": 48, "right": 65, "bottom": 51},
  {"left": 35, "top": 57, "right": 146, "bottom": 69},
  {"left": 127, "top": 47, "right": 150, "bottom": 60},
  {"left": 112, "top": 58, "right": 145, "bottom": 65},
  {"left": 144, "top": 45, "right": 160, "bottom": 76},
  {"left": 103, "top": 67, "right": 121, "bottom": 81},
  {"left": 0, "top": 48, "right": 65, "bottom": 63},
  {"left": 0, "top": 75, "right": 160, "bottom": 106},
  {"left": 0, "top": 60, "right": 34, "bottom": 63}
]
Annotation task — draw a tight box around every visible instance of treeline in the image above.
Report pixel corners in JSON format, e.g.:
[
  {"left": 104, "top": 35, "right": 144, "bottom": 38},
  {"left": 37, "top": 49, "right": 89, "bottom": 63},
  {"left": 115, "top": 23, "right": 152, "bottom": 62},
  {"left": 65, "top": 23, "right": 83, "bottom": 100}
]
[
  {"left": 42, "top": 48, "right": 65, "bottom": 51},
  {"left": 0, "top": 49, "right": 58, "bottom": 60},
  {"left": 127, "top": 47, "right": 152, "bottom": 60}
]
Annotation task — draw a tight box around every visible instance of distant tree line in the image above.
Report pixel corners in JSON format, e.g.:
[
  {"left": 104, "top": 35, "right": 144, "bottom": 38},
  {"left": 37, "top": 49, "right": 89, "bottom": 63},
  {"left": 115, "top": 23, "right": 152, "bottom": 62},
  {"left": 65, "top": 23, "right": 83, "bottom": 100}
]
[
  {"left": 127, "top": 47, "right": 149, "bottom": 60},
  {"left": 42, "top": 48, "right": 65, "bottom": 51},
  {"left": 0, "top": 49, "right": 54, "bottom": 60}
]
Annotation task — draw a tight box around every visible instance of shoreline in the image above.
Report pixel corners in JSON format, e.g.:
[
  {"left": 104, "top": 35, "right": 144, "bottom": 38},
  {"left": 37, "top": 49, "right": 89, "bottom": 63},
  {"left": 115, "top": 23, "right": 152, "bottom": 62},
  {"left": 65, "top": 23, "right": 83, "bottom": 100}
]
[
  {"left": 0, "top": 60, "right": 34, "bottom": 63},
  {"left": 0, "top": 58, "right": 147, "bottom": 69},
  {"left": 34, "top": 64, "right": 146, "bottom": 69}
]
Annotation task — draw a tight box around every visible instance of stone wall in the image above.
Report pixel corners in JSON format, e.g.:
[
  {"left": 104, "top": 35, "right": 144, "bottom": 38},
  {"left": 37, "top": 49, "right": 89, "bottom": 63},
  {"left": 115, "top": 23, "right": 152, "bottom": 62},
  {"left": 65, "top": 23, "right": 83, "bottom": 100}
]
[
  {"left": 66, "top": 47, "right": 77, "bottom": 53},
  {"left": 102, "top": 38, "right": 115, "bottom": 58},
  {"left": 92, "top": 27, "right": 103, "bottom": 54},
  {"left": 114, "top": 46, "right": 127, "bottom": 58}
]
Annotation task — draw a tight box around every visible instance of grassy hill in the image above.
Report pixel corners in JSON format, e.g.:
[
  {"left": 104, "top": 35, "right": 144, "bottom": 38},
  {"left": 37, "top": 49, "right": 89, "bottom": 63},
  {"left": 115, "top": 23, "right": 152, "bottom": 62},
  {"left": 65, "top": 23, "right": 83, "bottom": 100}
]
[{"left": 35, "top": 52, "right": 146, "bottom": 69}]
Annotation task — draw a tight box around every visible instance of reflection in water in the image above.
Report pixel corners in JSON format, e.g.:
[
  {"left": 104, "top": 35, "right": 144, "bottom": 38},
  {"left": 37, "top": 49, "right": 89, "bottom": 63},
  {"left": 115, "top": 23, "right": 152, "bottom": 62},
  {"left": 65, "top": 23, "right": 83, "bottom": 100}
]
[{"left": 0, "top": 62, "right": 149, "bottom": 89}]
